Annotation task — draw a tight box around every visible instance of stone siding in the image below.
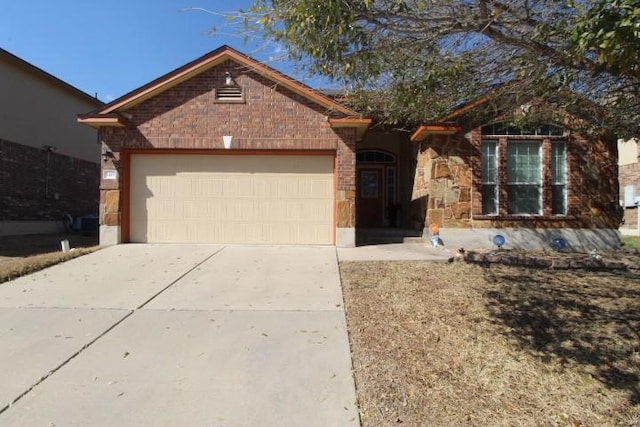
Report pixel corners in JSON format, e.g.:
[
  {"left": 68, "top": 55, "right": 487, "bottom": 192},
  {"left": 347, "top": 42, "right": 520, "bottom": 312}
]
[
  {"left": 412, "top": 134, "right": 474, "bottom": 229},
  {"left": 412, "top": 128, "right": 621, "bottom": 231}
]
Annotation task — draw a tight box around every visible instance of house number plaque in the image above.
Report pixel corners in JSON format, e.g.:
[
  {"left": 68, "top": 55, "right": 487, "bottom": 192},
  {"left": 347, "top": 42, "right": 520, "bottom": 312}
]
[{"left": 103, "top": 169, "right": 118, "bottom": 180}]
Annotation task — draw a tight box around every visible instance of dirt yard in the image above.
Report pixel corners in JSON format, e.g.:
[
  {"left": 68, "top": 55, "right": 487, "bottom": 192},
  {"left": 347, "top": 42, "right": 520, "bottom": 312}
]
[{"left": 340, "top": 260, "right": 640, "bottom": 426}]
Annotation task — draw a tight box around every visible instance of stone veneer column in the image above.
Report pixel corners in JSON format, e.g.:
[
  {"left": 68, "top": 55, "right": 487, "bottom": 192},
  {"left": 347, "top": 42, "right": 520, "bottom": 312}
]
[
  {"left": 335, "top": 128, "right": 357, "bottom": 247},
  {"left": 98, "top": 141, "right": 122, "bottom": 245},
  {"left": 414, "top": 136, "right": 473, "bottom": 235},
  {"left": 100, "top": 188, "right": 121, "bottom": 245}
]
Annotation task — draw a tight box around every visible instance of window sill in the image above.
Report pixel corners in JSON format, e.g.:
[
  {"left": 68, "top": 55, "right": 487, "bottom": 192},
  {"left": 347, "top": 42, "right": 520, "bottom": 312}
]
[{"left": 473, "top": 214, "right": 572, "bottom": 221}]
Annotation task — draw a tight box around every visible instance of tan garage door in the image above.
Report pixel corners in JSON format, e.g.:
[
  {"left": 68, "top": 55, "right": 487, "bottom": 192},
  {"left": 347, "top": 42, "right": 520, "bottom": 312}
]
[{"left": 129, "top": 154, "right": 334, "bottom": 244}]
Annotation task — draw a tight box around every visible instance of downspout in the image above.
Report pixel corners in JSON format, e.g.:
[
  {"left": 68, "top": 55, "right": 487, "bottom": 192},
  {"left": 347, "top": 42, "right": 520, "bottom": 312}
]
[{"left": 43, "top": 145, "right": 56, "bottom": 199}]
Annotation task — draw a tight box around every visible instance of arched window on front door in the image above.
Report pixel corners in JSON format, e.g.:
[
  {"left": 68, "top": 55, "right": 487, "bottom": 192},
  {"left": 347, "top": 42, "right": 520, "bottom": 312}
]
[{"left": 356, "top": 150, "right": 396, "bottom": 163}]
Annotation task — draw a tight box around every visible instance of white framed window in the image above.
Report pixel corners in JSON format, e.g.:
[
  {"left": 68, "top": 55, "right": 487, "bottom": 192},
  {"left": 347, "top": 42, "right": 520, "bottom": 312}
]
[
  {"left": 507, "top": 141, "right": 542, "bottom": 214},
  {"left": 481, "top": 141, "right": 498, "bottom": 215},
  {"left": 480, "top": 123, "right": 567, "bottom": 217},
  {"left": 551, "top": 142, "right": 567, "bottom": 215}
]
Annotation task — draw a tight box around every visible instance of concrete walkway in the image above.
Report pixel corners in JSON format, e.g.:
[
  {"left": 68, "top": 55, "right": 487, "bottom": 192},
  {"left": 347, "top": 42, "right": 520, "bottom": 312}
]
[
  {"left": 0, "top": 244, "right": 358, "bottom": 427},
  {"left": 338, "top": 242, "right": 455, "bottom": 262}
]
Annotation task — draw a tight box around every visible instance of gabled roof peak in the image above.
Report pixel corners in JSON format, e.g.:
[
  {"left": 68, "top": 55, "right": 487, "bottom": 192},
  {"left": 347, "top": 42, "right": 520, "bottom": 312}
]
[{"left": 81, "top": 45, "right": 358, "bottom": 121}]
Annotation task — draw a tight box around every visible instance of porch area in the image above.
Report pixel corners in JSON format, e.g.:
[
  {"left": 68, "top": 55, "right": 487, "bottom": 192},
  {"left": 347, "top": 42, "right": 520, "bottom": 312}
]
[{"left": 355, "top": 129, "right": 427, "bottom": 245}]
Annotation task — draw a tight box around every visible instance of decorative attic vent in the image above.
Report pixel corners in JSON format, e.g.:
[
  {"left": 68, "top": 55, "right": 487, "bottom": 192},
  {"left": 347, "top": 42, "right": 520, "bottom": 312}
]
[
  {"left": 215, "top": 85, "right": 244, "bottom": 102},
  {"left": 215, "top": 72, "right": 244, "bottom": 102}
]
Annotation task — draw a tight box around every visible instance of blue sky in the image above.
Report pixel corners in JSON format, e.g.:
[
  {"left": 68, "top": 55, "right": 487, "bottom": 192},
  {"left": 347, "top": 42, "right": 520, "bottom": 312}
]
[{"left": 0, "top": 0, "right": 320, "bottom": 102}]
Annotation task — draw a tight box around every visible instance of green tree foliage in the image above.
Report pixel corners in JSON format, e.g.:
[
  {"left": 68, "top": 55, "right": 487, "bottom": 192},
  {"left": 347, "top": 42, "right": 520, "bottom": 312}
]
[
  {"left": 242, "top": 0, "right": 639, "bottom": 137},
  {"left": 573, "top": 0, "right": 640, "bottom": 78}
]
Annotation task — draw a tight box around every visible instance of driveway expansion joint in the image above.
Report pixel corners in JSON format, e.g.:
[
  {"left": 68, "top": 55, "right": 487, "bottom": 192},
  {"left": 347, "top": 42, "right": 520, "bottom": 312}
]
[
  {"left": 0, "top": 308, "right": 135, "bottom": 416},
  {"left": 0, "top": 247, "right": 224, "bottom": 417},
  {"left": 0, "top": 245, "right": 360, "bottom": 426},
  {"left": 134, "top": 246, "right": 225, "bottom": 310}
]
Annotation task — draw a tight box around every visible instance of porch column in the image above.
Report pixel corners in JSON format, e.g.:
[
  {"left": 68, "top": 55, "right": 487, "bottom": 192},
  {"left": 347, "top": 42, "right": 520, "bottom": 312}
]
[
  {"left": 336, "top": 128, "right": 357, "bottom": 247},
  {"left": 99, "top": 138, "right": 122, "bottom": 245}
]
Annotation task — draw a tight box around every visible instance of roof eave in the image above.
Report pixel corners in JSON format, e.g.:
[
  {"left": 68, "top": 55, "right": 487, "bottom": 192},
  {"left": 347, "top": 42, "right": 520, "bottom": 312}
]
[
  {"left": 410, "top": 124, "right": 461, "bottom": 142},
  {"left": 328, "top": 117, "right": 373, "bottom": 141},
  {"left": 77, "top": 114, "right": 128, "bottom": 128}
]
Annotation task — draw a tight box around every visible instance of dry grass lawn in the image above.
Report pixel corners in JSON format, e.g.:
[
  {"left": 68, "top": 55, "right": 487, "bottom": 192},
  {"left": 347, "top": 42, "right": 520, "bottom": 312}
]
[
  {"left": 340, "top": 261, "right": 640, "bottom": 426},
  {"left": 0, "top": 233, "right": 101, "bottom": 284},
  {"left": 0, "top": 247, "right": 100, "bottom": 284}
]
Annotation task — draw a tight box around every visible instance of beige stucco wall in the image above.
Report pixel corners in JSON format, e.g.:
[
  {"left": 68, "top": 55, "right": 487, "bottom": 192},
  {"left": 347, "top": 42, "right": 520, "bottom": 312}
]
[
  {"left": 0, "top": 51, "right": 100, "bottom": 163},
  {"left": 618, "top": 138, "right": 638, "bottom": 166}
]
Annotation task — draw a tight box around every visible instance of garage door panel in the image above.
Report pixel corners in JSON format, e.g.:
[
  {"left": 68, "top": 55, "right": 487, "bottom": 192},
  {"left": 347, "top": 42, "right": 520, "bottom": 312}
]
[
  {"left": 141, "top": 219, "right": 334, "bottom": 245},
  {"left": 130, "top": 155, "right": 334, "bottom": 244}
]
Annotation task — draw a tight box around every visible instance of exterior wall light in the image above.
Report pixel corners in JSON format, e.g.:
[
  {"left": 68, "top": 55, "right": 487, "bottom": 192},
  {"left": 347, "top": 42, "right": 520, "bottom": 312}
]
[
  {"left": 223, "top": 135, "right": 233, "bottom": 149},
  {"left": 102, "top": 150, "right": 115, "bottom": 162}
]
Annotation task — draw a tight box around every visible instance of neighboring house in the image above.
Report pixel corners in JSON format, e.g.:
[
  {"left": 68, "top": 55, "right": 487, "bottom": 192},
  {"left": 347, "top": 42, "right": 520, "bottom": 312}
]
[
  {"left": 618, "top": 138, "right": 640, "bottom": 235},
  {"left": 79, "top": 46, "right": 620, "bottom": 250},
  {"left": 0, "top": 48, "right": 102, "bottom": 236}
]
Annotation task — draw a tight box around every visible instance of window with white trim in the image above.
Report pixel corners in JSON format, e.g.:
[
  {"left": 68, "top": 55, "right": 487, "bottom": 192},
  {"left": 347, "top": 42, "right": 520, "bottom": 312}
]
[
  {"left": 507, "top": 141, "right": 541, "bottom": 214},
  {"left": 480, "top": 123, "right": 568, "bottom": 216},
  {"left": 551, "top": 142, "right": 567, "bottom": 215},
  {"left": 481, "top": 141, "right": 498, "bottom": 215}
]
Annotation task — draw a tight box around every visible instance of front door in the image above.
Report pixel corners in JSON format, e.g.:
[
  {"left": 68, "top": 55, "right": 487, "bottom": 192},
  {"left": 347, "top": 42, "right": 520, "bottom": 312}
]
[{"left": 357, "top": 168, "right": 384, "bottom": 227}]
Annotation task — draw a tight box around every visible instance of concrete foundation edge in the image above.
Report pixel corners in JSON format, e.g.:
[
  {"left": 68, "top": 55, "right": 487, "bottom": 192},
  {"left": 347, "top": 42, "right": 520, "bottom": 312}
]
[
  {"left": 100, "top": 225, "right": 121, "bottom": 246},
  {"left": 620, "top": 227, "right": 640, "bottom": 237},
  {"left": 424, "top": 228, "right": 621, "bottom": 252},
  {"left": 336, "top": 228, "right": 355, "bottom": 248}
]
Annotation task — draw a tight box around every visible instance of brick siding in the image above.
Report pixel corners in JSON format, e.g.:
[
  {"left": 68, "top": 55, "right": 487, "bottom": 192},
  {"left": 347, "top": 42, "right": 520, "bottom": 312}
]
[
  {"left": 100, "top": 60, "right": 357, "bottom": 228},
  {"left": 0, "top": 138, "right": 100, "bottom": 220}
]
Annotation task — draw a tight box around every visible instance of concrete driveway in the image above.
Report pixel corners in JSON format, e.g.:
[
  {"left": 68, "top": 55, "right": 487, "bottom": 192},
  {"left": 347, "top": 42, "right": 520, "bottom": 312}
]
[{"left": 0, "top": 244, "right": 359, "bottom": 427}]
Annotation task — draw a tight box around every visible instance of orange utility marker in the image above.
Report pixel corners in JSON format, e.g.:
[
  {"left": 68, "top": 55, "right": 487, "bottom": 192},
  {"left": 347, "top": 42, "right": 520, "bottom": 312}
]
[{"left": 429, "top": 223, "right": 440, "bottom": 247}]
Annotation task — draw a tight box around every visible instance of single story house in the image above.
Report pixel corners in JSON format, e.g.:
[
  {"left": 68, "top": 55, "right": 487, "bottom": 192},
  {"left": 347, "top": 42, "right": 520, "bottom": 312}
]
[
  {"left": 0, "top": 48, "right": 102, "bottom": 235},
  {"left": 79, "top": 46, "right": 621, "bottom": 250}
]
